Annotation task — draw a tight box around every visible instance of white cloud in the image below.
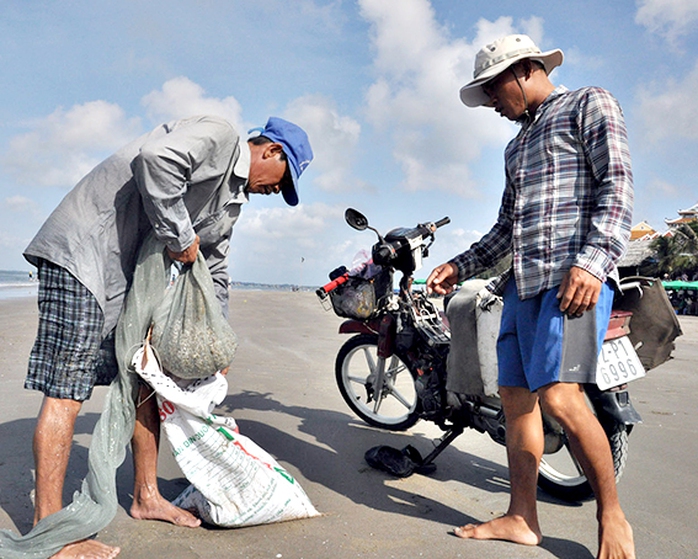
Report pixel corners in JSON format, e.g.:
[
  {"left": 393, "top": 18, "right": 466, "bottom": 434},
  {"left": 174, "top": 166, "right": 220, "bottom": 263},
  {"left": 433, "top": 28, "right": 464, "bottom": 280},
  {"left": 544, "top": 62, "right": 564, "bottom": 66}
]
[
  {"left": 141, "top": 77, "right": 244, "bottom": 130},
  {"left": 5, "top": 195, "right": 43, "bottom": 220},
  {"left": 283, "top": 95, "right": 365, "bottom": 193},
  {"left": 646, "top": 177, "right": 682, "bottom": 197},
  {"left": 637, "top": 60, "right": 698, "bottom": 142},
  {"left": 359, "top": 0, "right": 518, "bottom": 196},
  {"left": 636, "top": 0, "right": 698, "bottom": 45},
  {"left": 226, "top": 197, "right": 488, "bottom": 284},
  {"left": 2, "top": 101, "right": 142, "bottom": 187},
  {"left": 229, "top": 202, "right": 352, "bottom": 284},
  {"left": 1, "top": 78, "right": 246, "bottom": 191},
  {"left": 236, "top": 202, "right": 336, "bottom": 244}
]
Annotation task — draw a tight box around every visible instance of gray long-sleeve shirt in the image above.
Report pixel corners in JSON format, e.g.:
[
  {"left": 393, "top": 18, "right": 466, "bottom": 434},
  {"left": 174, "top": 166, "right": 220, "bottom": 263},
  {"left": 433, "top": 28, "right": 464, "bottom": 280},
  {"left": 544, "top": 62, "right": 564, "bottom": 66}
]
[{"left": 24, "top": 115, "right": 250, "bottom": 334}]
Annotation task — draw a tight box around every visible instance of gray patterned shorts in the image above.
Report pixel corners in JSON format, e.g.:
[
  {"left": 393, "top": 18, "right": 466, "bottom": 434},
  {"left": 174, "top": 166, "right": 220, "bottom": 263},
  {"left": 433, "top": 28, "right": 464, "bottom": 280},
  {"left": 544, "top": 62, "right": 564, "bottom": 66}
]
[{"left": 25, "top": 260, "right": 118, "bottom": 401}]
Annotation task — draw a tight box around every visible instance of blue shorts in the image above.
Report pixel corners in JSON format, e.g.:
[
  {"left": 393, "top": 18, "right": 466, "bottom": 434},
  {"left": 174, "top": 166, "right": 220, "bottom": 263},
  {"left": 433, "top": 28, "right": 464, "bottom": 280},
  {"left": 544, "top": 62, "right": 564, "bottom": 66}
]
[
  {"left": 25, "top": 260, "right": 118, "bottom": 401},
  {"left": 497, "top": 278, "right": 614, "bottom": 392}
]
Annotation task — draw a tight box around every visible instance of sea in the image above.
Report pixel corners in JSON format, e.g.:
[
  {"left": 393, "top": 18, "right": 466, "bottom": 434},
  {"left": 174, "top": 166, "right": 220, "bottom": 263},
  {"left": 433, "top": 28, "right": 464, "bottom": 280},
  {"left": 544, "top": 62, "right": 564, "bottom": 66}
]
[
  {"left": 0, "top": 270, "right": 316, "bottom": 302},
  {"left": 0, "top": 270, "right": 38, "bottom": 301}
]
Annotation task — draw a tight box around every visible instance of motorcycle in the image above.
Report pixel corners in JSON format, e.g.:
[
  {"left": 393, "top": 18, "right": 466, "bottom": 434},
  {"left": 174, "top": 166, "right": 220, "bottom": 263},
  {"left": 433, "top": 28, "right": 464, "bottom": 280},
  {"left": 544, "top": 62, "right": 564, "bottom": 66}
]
[{"left": 317, "top": 208, "right": 649, "bottom": 502}]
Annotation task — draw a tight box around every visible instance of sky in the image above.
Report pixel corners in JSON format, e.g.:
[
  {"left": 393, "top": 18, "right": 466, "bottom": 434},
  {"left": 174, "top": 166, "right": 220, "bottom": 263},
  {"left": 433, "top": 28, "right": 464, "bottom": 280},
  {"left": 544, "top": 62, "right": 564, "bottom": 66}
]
[{"left": 1, "top": 0, "right": 698, "bottom": 287}]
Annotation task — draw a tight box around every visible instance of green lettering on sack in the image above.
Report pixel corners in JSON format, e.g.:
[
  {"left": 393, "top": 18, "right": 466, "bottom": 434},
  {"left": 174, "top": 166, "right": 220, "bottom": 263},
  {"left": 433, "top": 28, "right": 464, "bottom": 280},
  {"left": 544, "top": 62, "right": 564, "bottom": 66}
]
[
  {"left": 172, "top": 424, "right": 210, "bottom": 456},
  {"left": 274, "top": 467, "right": 295, "bottom": 484},
  {"left": 217, "top": 426, "right": 235, "bottom": 441}
]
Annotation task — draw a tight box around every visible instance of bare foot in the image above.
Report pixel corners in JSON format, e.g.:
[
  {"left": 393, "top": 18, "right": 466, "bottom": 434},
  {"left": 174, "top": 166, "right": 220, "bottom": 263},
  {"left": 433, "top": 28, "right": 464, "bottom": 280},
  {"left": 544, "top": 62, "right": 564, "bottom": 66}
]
[
  {"left": 598, "top": 514, "right": 635, "bottom": 559},
  {"left": 454, "top": 514, "right": 542, "bottom": 546},
  {"left": 51, "top": 539, "right": 120, "bottom": 559},
  {"left": 130, "top": 494, "right": 201, "bottom": 528}
]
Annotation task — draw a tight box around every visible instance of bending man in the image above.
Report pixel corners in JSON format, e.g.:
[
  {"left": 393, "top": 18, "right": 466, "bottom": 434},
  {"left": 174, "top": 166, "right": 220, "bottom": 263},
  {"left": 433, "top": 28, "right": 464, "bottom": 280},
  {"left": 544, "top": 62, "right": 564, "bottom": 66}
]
[{"left": 22, "top": 115, "right": 313, "bottom": 559}]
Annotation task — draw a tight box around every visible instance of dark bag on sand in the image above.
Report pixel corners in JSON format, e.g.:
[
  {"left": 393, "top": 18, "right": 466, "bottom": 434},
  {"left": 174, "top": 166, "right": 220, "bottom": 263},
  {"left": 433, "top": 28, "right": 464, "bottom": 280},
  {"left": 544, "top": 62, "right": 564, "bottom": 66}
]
[
  {"left": 615, "top": 277, "right": 682, "bottom": 371},
  {"left": 364, "top": 445, "right": 436, "bottom": 477}
]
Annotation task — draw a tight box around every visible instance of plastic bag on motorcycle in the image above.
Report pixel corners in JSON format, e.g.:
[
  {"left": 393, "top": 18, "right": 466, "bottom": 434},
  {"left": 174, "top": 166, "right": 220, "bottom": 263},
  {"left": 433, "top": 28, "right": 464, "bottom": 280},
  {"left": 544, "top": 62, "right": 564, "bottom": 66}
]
[
  {"left": 614, "top": 276, "right": 682, "bottom": 371},
  {"left": 328, "top": 256, "right": 393, "bottom": 320}
]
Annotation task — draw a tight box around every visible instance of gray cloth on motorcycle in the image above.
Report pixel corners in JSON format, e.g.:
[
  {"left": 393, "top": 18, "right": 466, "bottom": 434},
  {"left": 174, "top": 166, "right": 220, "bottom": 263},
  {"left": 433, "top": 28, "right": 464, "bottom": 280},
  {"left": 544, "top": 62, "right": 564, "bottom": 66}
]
[
  {"left": 445, "top": 279, "right": 500, "bottom": 397},
  {"left": 446, "top": 280, "right": 601, "bottom": 396},
  {"left": 0, "top": 234, "right": 237, "bottom": 558},
  {"left": 614, "top": 276, "right": 682, "bottom": 371}
]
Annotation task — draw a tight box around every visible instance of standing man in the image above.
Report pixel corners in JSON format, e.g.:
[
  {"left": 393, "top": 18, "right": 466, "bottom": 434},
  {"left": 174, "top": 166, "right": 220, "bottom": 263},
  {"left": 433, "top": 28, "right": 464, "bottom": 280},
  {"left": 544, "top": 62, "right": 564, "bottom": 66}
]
[
  {"left": 21, "top": 115, "right": 312, "bottom": 559},
  {"left": 427, "top": 35, "right": 635, "bottom": 559}
]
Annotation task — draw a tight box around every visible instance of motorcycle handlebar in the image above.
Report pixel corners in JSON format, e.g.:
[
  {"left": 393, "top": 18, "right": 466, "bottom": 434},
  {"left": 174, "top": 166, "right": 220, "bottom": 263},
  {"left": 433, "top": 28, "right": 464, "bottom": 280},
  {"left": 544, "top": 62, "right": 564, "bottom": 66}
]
[
  {"left": 319, "top": 215, "right": 450, "bottom": 297},
  {"left": 433, "top": 216, "right": 450, "bottom": 229},
  {"left": 316, "top": 273, "right": 349, "bottom": 297}
]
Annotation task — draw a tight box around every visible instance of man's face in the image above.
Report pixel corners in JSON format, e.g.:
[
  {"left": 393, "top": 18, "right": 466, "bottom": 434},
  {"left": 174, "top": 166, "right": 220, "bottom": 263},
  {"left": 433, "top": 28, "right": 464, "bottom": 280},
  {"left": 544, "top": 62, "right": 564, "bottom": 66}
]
[
  {"left": 247, "top": 143, "right": 288, "bottom": 196},
  {"left": 482, "top": 67, "right": 527, "bottom": 121}
]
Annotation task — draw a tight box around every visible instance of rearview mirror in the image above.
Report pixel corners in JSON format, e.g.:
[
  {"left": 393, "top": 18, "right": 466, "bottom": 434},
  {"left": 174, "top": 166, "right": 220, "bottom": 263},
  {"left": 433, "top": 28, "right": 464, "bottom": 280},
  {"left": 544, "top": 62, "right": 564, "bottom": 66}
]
[{"left": 345, "top": 208, "right": 369, "bottom": 231}]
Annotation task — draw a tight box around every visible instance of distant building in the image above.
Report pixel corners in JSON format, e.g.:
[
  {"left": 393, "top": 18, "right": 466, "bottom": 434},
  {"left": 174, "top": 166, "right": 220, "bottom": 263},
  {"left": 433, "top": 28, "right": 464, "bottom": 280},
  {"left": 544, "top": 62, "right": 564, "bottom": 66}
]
[
  {"left": 665, "top": 202, "right": 698, "bottom": 229},
  {"left": 618, "top": 219, "right": 672, "bottom": 276},
  {"left": 630, "top": 220, "right": 656, "bottom": 241}
]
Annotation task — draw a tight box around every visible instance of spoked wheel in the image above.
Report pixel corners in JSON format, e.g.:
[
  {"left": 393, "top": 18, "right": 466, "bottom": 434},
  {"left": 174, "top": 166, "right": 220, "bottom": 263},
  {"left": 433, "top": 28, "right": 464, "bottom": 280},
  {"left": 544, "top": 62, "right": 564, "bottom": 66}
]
[
  {"left": 335, "top": 334, "right": 419, "bottom": 431},
  {"left": 537, "top": 414, "right": 630, "bottom": 502}
]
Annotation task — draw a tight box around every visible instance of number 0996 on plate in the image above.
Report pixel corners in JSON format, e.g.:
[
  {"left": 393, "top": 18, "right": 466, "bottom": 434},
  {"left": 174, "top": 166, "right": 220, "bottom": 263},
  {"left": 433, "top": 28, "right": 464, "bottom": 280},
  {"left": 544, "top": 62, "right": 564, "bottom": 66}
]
[{"left": 596, "top": 336, "right": 646, "bottom": 390}]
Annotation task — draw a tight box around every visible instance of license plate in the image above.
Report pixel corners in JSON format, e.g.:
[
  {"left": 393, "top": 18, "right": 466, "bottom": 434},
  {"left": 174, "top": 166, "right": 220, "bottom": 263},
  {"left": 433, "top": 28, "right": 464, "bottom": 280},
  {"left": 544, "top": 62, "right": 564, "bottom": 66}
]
[{"left": 596, "top": 336, "right": 646, "bottom": 390}]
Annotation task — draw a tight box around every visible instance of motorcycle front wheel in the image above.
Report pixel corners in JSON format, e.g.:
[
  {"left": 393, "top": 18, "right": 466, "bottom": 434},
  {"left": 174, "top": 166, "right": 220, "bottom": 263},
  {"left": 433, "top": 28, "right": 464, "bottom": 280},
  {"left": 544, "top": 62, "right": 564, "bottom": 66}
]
[
  {"left": 537, "top": 420, "right": 630, "bottom": 502},
  {"left": 335, "top": 333, "right": 420, "bottom": 431}
]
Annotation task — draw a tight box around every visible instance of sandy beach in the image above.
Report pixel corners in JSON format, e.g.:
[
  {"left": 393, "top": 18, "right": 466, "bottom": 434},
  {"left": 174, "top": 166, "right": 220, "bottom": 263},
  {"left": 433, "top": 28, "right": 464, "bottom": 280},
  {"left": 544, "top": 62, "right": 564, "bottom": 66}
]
[{"left": 1, "top": 290, "right": 697, "bottom": 559}]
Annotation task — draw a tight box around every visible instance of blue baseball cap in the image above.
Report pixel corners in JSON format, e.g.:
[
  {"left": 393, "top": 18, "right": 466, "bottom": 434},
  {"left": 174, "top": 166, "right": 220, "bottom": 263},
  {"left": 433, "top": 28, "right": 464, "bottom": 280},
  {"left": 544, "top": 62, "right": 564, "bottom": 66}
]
[{"left": 259, "top": 117, "right": 313, "bottom": 206}]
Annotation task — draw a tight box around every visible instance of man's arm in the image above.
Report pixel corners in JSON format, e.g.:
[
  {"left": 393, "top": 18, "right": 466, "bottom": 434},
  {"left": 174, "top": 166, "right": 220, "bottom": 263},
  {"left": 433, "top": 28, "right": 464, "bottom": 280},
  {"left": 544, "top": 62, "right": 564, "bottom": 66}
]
[
  {"left": 168, "top": 235, "right": 200, "bottom": 264},
  {"left": 573, "top": 88, "right": 634, "bottom": 284},
  {"left": 131, "top": 116, "right": 239, "bottom": 255},
  {"left": 560, "top": 88, "right": 634, "bottom": 315}
]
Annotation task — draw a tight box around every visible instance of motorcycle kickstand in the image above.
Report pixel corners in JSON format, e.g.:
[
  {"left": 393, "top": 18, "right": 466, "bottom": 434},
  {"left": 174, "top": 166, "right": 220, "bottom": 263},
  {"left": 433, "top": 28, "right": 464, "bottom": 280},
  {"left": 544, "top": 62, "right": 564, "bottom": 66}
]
[{"left": 409, "top": 425, "right": 464, "bottom": 470}]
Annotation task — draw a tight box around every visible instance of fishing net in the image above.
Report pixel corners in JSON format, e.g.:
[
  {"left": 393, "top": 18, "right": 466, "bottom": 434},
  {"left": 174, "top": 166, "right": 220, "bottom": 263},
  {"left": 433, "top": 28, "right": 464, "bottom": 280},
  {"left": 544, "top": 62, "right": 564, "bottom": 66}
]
[{"left": 0, "top": 234, "right": 236, "bottom": 557}]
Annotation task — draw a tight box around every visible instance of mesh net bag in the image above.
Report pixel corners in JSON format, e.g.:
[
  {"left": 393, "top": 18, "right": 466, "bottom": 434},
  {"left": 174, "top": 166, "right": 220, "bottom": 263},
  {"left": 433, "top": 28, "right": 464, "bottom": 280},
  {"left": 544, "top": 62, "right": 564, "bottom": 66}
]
[{"left": 150, "top": 249, "right": 238, "bottom": 379}]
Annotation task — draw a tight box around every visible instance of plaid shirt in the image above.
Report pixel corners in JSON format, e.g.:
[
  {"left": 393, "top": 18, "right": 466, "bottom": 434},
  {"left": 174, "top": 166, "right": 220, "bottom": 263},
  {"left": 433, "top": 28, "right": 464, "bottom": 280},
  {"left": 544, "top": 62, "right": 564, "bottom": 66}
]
[{"left": 451, "top": 86, "right": 633, "bottom": 299}]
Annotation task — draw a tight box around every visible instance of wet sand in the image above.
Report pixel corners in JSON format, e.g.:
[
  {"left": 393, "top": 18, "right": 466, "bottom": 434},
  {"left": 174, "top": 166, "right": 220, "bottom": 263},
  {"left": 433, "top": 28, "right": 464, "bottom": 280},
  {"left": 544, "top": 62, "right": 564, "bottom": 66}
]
[{"left": 1, "top": 291, "right": 697, "bottom": 559}]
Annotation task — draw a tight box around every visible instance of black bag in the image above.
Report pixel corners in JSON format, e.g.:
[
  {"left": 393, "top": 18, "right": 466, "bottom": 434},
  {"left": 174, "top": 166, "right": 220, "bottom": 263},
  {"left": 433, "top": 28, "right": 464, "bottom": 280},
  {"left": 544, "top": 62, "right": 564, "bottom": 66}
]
[
  {"left": 615, "top": 277, "right": 682, "bottom": 371},
  {"left": 364, "top": 445, "right": 436, "bottom": 477}
]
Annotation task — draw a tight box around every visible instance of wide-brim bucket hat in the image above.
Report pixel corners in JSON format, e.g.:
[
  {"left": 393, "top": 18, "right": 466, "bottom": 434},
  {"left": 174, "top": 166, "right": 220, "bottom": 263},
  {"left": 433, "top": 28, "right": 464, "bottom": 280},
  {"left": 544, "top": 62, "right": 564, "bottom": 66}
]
[{"left": 460, "top": 34, "right": 563, "bottom": 107}]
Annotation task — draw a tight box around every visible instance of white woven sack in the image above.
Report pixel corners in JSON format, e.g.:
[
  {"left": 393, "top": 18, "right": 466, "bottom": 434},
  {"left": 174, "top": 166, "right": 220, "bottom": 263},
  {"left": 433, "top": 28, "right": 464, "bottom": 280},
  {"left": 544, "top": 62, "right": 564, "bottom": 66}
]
[{"left": 133, "top": 341, "right": 319, "bottom": 527}]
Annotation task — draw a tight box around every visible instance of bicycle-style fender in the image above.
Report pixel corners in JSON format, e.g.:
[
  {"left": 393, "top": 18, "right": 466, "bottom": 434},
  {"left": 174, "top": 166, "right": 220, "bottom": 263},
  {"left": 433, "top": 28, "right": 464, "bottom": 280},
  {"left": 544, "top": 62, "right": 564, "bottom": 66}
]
[
  {"left": 338, "top": 319, "right": 381, "bottom": 335},
  {"left": 338, "top": 315, "right": 397, "bottom": 359}
]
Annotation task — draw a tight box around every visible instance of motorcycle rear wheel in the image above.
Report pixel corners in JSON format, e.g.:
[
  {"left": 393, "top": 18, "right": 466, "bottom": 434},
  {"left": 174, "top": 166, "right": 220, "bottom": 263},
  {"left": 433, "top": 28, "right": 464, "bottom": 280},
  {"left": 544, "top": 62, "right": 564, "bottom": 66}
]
[
  {"left": 537, "top": 420, "right": 629, "bottom": 502},
  {"left": 335, "top": 333, "right": 420, "bottom": 431}
]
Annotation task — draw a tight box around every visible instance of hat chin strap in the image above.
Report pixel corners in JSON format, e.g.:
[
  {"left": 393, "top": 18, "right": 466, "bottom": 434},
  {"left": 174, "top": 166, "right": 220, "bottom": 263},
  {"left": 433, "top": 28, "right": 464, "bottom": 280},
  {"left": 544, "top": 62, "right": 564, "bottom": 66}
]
[{"left": 511, "top": 68, "right": 531, "bottom": 124}]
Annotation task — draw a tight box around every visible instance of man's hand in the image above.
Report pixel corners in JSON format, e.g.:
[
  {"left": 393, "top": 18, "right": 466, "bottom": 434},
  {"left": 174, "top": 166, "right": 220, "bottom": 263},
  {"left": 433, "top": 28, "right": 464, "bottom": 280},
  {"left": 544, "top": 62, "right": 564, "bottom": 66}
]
[
  {"left": 167, "top": 235, "right": 200, "bottom": 264},
  {"left": 426, "top": 262, "right": 459, "bottom": 295},
  {"left": 557, "top": 266, "right": 602, "bottom": 316}
]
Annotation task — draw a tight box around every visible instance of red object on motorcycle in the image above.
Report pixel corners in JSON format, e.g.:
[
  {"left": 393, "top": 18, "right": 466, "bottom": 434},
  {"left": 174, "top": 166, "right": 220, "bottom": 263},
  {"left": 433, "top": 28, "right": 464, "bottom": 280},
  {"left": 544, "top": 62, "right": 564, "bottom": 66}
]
[
  {"left": 338, "top": 319, "right": 380, "bottom": 335},
  {"left": 317, "top": 273, "right": 350, "bottom": 297},
  {"left": 605, "top": 310, "right": 632, "bottom": 341}
]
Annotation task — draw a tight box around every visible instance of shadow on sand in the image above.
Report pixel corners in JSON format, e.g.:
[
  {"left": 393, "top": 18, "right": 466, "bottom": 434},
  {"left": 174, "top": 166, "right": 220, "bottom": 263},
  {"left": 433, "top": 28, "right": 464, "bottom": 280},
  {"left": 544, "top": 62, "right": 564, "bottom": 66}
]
[
  {"left": 217, "top": 390, "right": 595, "bottom": 559},
  {"left": 0, "top": 390, "right": 595, "bottom": 558}
]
